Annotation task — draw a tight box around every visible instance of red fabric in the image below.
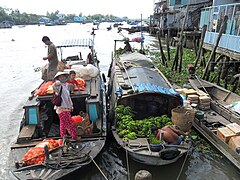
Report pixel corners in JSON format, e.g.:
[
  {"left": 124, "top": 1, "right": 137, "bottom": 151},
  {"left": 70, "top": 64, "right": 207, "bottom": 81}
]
[
  {"left": 66, "top": 79, "right": 79, "bottom": 86},
  {"left": 58, "top": 111, "right": 77, "bottom": 140}
]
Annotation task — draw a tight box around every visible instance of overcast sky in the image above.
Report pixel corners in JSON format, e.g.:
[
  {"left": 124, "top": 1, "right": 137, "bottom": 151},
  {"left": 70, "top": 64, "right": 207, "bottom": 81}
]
[{"left": 0, "top": 0, "right": 153, "bottom": 19}]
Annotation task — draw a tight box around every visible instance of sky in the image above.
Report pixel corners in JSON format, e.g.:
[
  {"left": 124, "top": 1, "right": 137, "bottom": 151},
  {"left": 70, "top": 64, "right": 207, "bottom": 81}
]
[{"left": 0, "top": 0, "right": 153, "bottom": 19}]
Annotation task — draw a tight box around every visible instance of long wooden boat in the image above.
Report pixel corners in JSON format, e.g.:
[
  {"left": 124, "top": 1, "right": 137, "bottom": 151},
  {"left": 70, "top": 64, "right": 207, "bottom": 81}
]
[
  {"left": 107, "top": 40, "right": 192, "bottom": 166},
  {"left": 9, "top": 38, "right": 107, "bottom": 179},
  {"left": 189, "top": 77, "right": 240, "bottom": 170}
]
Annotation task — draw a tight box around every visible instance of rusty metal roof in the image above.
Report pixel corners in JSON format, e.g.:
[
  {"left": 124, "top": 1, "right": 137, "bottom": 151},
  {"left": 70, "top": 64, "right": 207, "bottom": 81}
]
[{"left": 56, "top": 39, "right": 94, "bottom": 48}]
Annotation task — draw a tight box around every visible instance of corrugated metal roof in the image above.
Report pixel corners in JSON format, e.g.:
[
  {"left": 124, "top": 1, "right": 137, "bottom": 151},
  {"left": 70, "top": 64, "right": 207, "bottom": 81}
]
[{"left": 56, "top": 39, "right": 93, "bottom": 48}]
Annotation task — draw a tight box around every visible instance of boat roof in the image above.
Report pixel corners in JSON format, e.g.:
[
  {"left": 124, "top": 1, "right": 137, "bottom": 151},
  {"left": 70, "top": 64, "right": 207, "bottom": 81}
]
[
  {"left": 56, "top": 38, "right": 94, "bottom": 48},
  {"left": 127, "top": 67, "right": 171, "bottom": 89},
  {"left": 119, "top": 52, "right": 154, "bottom": 68}
]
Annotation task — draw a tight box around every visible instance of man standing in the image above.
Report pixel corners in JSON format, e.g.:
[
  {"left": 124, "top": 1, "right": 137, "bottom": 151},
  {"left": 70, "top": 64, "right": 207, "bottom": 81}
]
[{"left": 42, "top": 36, "right": 58, "bottom": 81}]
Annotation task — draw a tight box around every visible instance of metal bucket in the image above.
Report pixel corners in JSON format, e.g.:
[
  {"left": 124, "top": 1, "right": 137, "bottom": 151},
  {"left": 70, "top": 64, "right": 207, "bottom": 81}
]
[{"left": 171, "top": 107, "right": 195, "bottom": 132}]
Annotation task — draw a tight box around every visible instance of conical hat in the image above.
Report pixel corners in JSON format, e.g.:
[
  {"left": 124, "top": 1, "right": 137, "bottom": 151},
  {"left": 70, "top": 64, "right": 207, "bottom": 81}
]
[{"left": 54, "top": 71, "right": 69, "bottom": 80}]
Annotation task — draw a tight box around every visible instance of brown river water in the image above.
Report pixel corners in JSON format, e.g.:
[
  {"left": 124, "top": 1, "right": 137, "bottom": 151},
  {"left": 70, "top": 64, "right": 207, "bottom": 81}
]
[{"left": 0, "top": 23, "right": 239, "bottom": 180}]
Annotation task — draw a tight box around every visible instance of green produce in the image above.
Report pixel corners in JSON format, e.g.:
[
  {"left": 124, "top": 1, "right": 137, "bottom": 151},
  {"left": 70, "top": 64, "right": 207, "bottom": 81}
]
[
  {"left": 115, "top": 105, "right": 173, "bottom": 140},
  {"left": 149, "top": 136, "right": 162, "bottom": 144}
]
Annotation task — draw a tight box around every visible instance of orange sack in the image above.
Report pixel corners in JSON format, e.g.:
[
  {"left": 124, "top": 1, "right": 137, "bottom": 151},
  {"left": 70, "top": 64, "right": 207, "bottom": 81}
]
[
  {"left": 34, "top": 81, "right": 53, "bottom": 96},
  {"left": 74, "top": 78, "right": 86, "bottom": 90},
  {"left": 21, "top": 139, "right": 62, "bottom": 165}
]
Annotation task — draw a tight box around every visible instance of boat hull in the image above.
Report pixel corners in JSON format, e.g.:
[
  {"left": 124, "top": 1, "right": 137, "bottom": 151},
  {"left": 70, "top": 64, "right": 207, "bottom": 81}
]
[
  {"left": 189, "top": 77, "right": 240, "bottom": 170},
  {"left": 112, "top": 131, "right": 190, "bottom": 166},
  {"left": 10, "top": 139, "right": 105, "bottom": 179}
]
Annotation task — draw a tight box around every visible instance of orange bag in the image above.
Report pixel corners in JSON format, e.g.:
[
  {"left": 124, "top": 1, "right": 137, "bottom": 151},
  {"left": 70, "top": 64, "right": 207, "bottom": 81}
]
[
  {"left": 74, "top": 78, "right": 86, "bottom": 90},
  {"left": 34, "top": 81, "right": 53, "bottom": 96},
  {"left": 21, "top": 139, "right": 62, "bottom": 165}
]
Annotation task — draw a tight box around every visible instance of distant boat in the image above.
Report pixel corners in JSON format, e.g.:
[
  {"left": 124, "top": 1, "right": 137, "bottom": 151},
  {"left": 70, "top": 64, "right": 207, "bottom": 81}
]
[
  {"left": 0, "top": 21, "right": 13, "bottom": 29},
  {"left": 113, "top": 23, "right": 123, "bottom": 28},
  {"left": 45, "top": 21, "right": 55, "bottom": 26},
  {"left": 107, "top": 25, "right": 112, "bottom": 31},
  {"left": 18, "top": 25, "right": 26, "bottom": 28},
  {"left": 45, "top": 20, "right": 67, "bottom": 26}
]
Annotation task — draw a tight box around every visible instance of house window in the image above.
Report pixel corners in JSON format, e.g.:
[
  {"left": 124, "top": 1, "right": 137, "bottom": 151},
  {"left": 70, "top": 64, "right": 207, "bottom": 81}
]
[{"left": 231, "top": 5, "right": 240, "bottom": 36}]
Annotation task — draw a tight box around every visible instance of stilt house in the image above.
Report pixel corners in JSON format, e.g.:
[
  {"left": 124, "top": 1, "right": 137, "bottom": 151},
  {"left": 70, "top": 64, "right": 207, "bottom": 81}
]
[{"left": 150, "top": 0, "right": 212, "bottom": 35}]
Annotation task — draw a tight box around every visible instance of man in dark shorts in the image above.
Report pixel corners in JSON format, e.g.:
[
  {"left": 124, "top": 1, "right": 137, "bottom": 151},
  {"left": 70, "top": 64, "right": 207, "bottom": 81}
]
[{"left": 42, "top": 36, "right": 58, "bottom": 81}]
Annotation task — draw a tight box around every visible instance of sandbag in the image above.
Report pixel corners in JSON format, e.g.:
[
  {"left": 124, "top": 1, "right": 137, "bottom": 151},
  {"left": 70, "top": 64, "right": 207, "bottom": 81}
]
[
  {"left": 57, "top": 61, "right": 66, "bottom": 72},
  {"left": 71, "top": 64, "right": 99, "bottom": 80},
  {"left": 41, "top": 63, "right": 48, "bottom": 81}
]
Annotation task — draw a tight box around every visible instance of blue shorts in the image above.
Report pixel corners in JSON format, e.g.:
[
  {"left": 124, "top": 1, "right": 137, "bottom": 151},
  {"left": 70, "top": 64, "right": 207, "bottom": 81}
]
[{"left": 170, "top": 136, "right": 182, "bottom": 145}]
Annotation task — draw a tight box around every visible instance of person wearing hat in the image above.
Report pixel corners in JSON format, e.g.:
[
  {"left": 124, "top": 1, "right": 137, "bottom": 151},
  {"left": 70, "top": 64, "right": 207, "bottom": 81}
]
[
  {"left": 52, "top": 71, "right": 78, "bottom": 141},
  {"left": 66, "top": 70, "right": 79, "bottom": 93},
  {"left": 42, "top": 36, "right": 58, "bottom": 81}
]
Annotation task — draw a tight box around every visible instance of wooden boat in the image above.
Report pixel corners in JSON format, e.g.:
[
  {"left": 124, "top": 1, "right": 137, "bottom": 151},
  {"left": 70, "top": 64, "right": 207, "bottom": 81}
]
[
  {"left": 189, "top": 77, "right": 240, "bottom": 170},
  {"left": 9, "top": 38, "right": 107, "bottom": 179},
  {"left": 0, "top": 21, "right": 13, "bottom": 28},
  {"left": 107, "top": 26, "right": 112, "bottom": 31},
  {"left": 113, "top": 23, "right": 123, "bottom": 28},
  {"left": 107, "top": 39, "right": 192, "bottom": 166}
]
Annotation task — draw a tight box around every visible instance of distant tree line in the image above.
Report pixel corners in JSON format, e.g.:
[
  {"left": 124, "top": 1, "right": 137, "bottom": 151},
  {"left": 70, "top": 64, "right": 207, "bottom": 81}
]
[{"left": 0, "top": 7, "right": 129, "bottom": 25}]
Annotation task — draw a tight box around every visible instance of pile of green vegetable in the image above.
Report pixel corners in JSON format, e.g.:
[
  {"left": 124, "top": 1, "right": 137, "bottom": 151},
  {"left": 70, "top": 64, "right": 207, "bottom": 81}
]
[{"left": 115, "top": 105, "right": 173, "bottom": 140}]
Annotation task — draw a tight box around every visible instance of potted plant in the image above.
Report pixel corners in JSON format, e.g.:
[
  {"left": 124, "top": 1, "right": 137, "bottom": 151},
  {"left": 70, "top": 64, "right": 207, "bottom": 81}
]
[{"left": 149, "top": 136, "right": 164, "bottom": 152}]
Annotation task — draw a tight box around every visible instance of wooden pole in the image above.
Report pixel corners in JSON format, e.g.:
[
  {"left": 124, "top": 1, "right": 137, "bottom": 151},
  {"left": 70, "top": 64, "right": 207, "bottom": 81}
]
[
  {"left": 166, "top": 29, "right": 171, "bottom": 61},
  {"left": 202, "top": 15, "right": 228, "bottom": 79},
  {"left": 157, "top": 31, "right": 168, "bottom": 67},
  {"left": 200, "top": 48, "right": 206, "bottom": 67},
  {"left": 178, "top": 5, "right": 189, "bottom": 73},
  {"left": 194, "top": 25, "right": 207, "bottom": 67},
  {"left": 172, "top": 6, "right": 189, "bottom": 71}
]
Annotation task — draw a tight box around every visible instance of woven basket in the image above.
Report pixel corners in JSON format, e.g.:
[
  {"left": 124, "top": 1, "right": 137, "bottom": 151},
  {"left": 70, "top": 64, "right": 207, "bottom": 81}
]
[
  {"left": 75, "top": 115, "right": 93, "bottom": 136},
  {"left": 171, "top": 107, "right": 195, "bottom": 132}
]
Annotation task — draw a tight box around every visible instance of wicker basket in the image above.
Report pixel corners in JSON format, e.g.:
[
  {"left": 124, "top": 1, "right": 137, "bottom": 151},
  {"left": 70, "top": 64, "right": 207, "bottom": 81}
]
[
  {"left": 171, "top": 107, "right": 195, "bottom": 132},
  {"left": 75, "top": 120, "right": 93, "bottom": 136}
]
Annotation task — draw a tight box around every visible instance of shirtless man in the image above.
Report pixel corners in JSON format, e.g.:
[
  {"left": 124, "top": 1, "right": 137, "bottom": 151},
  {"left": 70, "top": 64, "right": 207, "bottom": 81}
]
[{"left": 156, "top": 125, "right": 189, "bottom": 145}]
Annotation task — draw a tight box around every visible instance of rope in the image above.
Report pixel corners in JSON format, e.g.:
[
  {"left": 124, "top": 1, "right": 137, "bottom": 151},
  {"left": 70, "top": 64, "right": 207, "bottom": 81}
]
[
  {"left": 176, "top": 147, "right": 192, "bottom": 180},
  {"left": 90, "top": 156, "right": 108, "bottom": 180},
  {"left": 125, "top": 149, "right": 130, "bottom": 180}
]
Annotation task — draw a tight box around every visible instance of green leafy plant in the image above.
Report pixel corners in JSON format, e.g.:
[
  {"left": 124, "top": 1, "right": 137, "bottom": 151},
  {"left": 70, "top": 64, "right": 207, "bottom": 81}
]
[{"left": 149, "top": 136, "right": 161, "bottom": 144}]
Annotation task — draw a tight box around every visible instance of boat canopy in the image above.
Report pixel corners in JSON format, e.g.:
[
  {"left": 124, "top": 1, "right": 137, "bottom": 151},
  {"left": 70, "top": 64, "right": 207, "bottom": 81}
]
[
  {"left": 126, "top": 67, "right": 171, "bottom": 90},
  {"left": 118, "top": 52, "right": 154, "bottom": 68},
  {"left": 56, "top": 38, "right": 94, "bottom": 48}
]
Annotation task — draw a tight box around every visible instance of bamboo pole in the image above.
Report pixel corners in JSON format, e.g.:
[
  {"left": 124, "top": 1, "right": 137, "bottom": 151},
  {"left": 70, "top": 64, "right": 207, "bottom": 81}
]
[
  {"left": 194, "top": 25, "right": 207, "bottom": 67},
  {"left": 202, "top": 15, "right": 228, "bottom": 80},
  {"left": 157, "top": 31, "right": 167, "bottom": 67},
  {"left": 166, "top": 29, "right": 171, "bottom": 61},
  {"left": 200, "top": 48, "right": 206, "bottom": 67},
  {"left": 178, "top": 5, "right": 189, "bottom": 73},
  {"left": 172, "top": 6, "right": 189, "bottom": 71}
]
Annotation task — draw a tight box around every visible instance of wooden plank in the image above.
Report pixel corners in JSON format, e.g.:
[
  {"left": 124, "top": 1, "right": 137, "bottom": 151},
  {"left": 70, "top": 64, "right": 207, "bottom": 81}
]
[
  {"left": 203, "top": 43, "right": 240, "bottom": 61},
  {"left": 11, "top": 141, "right": 41, "bottom": 149},
  {"left": 128, "top": 138, "right": 149, "bottom": 147},
  {"left": 90, "top": 78, "right": 97, "bottom": 97},
  {"left": 17, "top": 125, "right": 36, "bottom": 143}
]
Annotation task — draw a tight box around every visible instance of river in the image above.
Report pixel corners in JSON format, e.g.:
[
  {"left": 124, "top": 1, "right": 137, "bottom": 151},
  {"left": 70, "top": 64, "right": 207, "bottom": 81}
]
[{"left": 0, "top": 23, "right": 239, "bottom": 180}]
